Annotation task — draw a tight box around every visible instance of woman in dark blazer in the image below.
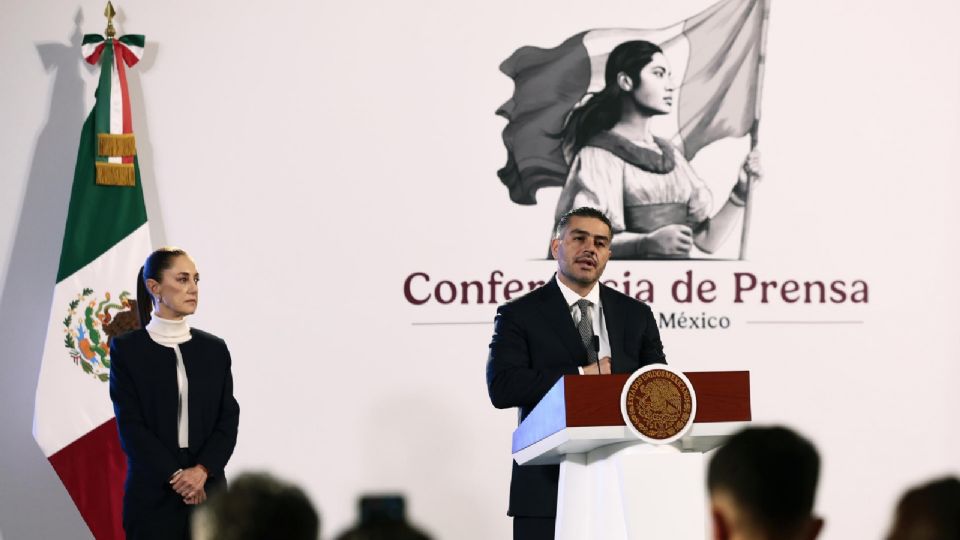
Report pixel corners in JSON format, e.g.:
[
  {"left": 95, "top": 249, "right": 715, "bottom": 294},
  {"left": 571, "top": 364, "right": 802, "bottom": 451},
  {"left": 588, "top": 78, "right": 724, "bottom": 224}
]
[{"left": 109, "top": 247, "right": 240, "bottom": 539}]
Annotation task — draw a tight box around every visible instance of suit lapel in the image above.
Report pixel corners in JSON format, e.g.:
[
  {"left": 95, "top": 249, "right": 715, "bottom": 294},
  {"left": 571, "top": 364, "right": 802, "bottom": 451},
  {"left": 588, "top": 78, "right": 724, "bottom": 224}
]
[
  {"left": 537, "top": 277, "right": 587, "bottom": 364},
  {"left": 600, "top": 285, "right": 627, "bottom": 373}
]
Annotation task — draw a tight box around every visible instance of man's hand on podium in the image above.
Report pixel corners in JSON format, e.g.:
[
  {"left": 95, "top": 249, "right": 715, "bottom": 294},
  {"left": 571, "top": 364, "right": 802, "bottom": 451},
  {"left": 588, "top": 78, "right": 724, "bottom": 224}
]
[{"left": 581, "top": 356, "right": 611, "bottom": 375}]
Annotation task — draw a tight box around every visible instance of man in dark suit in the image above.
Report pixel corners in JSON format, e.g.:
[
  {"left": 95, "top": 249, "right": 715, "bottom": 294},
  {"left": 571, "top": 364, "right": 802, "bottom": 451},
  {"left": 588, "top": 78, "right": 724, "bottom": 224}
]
[{"left": 486, "top": 206, "right": 666, "bottom": 540}]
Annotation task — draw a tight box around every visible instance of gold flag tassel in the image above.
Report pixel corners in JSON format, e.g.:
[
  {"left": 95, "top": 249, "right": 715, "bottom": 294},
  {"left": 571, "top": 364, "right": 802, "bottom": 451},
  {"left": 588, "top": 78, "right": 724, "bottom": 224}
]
[
  {"left": 95, "top": 162, "right": 136, "bottom": 186},
  {"left": 92, "top": 3, "right": 138, "bottom": 188},
  {"left": 97, "top": 133, "right": 137, "bottom": 158}
]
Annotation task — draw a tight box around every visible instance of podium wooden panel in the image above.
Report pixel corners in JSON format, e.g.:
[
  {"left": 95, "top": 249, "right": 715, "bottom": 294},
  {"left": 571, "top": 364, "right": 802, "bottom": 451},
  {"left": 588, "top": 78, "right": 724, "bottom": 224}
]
[{"left": 511, "top": 371, "right": 751, "bottom": 539}]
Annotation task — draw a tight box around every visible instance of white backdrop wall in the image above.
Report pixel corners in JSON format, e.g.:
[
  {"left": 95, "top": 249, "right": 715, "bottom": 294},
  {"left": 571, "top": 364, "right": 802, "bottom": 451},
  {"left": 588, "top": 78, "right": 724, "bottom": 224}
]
[{"left": 2, "top": 1, "right": 959, "bottom": 538}]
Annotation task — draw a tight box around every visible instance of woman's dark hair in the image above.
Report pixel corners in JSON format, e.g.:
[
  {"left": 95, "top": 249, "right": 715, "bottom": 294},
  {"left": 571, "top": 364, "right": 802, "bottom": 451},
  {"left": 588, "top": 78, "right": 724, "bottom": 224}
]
[
  {"left": 561, "top": 40, "right": 663, "bottom": 157},
  {"left": 136, "top": 247, "right": 188, "bottom": 327}
]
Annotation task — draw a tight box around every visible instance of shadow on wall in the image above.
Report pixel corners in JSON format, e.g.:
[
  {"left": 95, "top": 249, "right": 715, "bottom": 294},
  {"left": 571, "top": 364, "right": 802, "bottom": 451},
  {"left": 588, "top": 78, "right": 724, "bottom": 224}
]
[
  {"left": 0, "top": 10, "right": 159, "bottom": 539},
  {"left": 0, "top": 11, "right": 92, "bottom": 540}
]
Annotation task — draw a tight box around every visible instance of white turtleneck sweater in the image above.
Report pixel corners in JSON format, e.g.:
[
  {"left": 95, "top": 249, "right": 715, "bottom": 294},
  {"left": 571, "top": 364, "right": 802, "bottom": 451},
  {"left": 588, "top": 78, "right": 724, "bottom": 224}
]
[{"left": 145, "top": 315, "right": 192, "bottom": 449}]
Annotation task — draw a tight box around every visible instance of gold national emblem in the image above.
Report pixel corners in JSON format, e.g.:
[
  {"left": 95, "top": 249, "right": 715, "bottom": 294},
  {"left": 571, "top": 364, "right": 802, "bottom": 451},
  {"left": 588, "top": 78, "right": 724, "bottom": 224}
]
[{"left": 622, "top": 368, "right": 695, "bottom": 442}]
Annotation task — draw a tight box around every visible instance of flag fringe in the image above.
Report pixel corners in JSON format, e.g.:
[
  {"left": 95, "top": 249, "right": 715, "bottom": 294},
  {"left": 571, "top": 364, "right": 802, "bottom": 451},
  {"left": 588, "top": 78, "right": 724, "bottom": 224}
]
[
  {"left": 95, "top": 162, "right": 136, "bottom": 186},
  {"left": 97, "top": 134, "right": 137, "bottom": 157}
]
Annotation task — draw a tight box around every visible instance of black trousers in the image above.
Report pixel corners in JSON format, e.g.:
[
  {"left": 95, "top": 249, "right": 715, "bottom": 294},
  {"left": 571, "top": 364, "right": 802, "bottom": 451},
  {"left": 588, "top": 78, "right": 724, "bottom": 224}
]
[
  {"left": 125, "top": 449, "right": 226, "bottom": 540},
  {"left": 514, "top": 516, "right": 555, "bottom": 540}
]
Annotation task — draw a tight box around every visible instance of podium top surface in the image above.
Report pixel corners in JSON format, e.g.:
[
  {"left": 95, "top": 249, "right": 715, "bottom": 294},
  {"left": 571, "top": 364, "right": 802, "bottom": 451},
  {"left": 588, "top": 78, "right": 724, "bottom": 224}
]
[{"left": 512, "top": 371, "right": 750, "bottom": 455}]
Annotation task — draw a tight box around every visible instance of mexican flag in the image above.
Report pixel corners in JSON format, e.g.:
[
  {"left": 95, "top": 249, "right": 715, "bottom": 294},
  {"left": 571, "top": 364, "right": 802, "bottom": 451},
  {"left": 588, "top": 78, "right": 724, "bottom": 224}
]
[
  {"left": 32, "top": 33, "right": 149, "bottom": 540},
  {"left": 497, "top": 0, "right": 768, "bottom": 204}
]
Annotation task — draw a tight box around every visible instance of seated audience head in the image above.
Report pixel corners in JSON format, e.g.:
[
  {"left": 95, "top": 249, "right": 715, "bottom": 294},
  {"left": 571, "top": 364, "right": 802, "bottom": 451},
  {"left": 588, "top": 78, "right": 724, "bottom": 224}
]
[
  {"left": 707, "top": 425, "right": 823, "bottom": 540},
  {"left": 192, "top": 472, "right": 320, "bottom": 540},
  {"left": 886, "top": 476, "right": 960, "bottom": 540},
  {"left": 334, "top": 495, "right": 431, "bottom": 540}
]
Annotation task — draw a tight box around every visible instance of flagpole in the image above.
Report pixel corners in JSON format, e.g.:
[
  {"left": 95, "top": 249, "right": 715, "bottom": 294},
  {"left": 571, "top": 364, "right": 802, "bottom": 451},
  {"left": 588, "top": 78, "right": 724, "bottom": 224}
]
[
  {"left": 738, "top": 0, "right": 771, "bottom": 261},
  {"left": 104, "top": 1, "right": 116, "bottom": 39}
]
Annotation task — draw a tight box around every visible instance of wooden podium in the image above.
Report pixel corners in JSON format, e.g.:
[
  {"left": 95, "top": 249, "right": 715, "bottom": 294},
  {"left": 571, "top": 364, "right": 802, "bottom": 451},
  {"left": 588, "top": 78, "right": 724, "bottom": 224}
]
[{"left": 512, "top": 371, "right": 751, "bottom": 539}]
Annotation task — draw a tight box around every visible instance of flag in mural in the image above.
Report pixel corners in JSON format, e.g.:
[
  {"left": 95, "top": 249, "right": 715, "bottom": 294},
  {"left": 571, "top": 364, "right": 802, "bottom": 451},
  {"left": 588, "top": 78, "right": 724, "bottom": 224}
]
[
  {"left": 496, "top": 0, "right": 766, "bottom": 205},
  {"left": 32, "top": 31, "right": 150, "bottom": 540}
]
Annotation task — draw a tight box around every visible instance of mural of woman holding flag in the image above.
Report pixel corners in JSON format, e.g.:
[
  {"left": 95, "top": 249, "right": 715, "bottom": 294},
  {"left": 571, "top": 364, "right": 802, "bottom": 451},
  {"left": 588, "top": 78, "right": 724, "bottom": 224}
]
[
  {"left": 496, "top": 0, "right": 769, "bottom": 259},
  {"left": 554, "top": 39, "right": 762, "bottom": 259}
]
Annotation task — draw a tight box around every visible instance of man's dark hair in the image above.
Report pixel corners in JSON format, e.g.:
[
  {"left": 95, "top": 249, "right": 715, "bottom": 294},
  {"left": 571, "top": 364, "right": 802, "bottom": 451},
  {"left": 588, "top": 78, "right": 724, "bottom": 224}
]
[
  {"left": 335, "top": 521, "right": 431, "bottom": 540},
  {"left": 554, "top": 207, "right": 613, "bottom": 239},
  {"left": 887, "top": 476, "right": 960, "bottom": 540},
  {"left": 335, "top": 494, "right": 432, "bottom": 540},
  {"left": 200, "top": 472, "right": 320, "bottom": 540},
  {"left": 707, "top": 426, "right": 820, "bottom": 535}
]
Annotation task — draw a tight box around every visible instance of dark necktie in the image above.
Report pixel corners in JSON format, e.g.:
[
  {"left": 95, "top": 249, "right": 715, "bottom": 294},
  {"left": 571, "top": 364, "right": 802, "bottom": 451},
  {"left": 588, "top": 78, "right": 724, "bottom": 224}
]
[{"left": 576, "top": 299, "right": 598, "bottom": 365}]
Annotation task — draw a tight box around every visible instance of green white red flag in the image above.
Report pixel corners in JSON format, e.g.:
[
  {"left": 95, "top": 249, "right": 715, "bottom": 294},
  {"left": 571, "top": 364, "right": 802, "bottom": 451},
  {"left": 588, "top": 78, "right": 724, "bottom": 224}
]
[{"left": 32, "top": 32, "right": 150, "bottom": 540}]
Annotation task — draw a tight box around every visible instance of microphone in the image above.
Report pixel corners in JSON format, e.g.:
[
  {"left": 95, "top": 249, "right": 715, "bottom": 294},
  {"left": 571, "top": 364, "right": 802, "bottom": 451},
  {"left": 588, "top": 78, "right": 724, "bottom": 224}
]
[{"left": 592, "top": 335, "right": 601, "bottom": 375}]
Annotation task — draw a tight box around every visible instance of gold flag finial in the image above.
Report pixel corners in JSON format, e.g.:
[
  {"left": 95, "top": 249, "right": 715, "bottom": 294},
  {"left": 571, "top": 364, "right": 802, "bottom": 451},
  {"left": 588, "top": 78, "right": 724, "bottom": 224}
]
[{"left": 104, "top": 2, "right": 117, "bottom": 39}]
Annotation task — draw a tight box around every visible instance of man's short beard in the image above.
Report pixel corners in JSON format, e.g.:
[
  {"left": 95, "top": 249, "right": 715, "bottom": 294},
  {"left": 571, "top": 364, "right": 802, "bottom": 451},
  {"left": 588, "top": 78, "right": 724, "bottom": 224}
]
[{"left": 561, "top": 266, "right": 601, "bottom": 287}]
